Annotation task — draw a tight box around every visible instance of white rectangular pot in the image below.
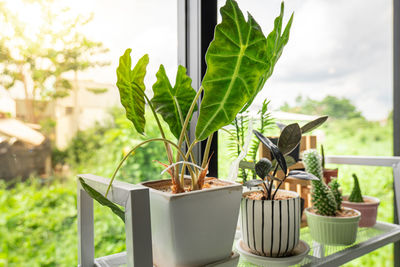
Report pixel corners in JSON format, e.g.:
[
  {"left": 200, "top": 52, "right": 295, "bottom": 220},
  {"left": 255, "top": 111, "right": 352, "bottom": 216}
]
[
  {"left": 240, "top": 190, "right": 301, "bottom": 257},
  {"left": 140, "top": 179, "right": 242, "bottom": 267}
]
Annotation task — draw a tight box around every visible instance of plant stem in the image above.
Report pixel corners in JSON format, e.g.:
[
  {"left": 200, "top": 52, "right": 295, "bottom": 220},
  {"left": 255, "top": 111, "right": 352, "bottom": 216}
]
[
  {"left": 201, "top": 134, "right": 214, "bottom": 169},
  {"left": 174, "top": 97, "right": 197, "bottom": 177},
  {"left": 261, "top": 181, "right": 269, "bottom": 199},
  {"left": 105, "top": 138, "right": 186, "bottom": 197},
  {"left": 142, "top": 92, "right": 180, "bottom": 187},
  {"left": 268, "top": 165, "right": 279, "bottom": 199},
  {"left": 272, "top": 176, "right": 287, "bottom": 200},
  {"left": 176, "top": 86, "right": 203, "bottom": 161},
  {"left": 180, "top": 139, "right": 199, "bottom": 187},
  {"left": 272, "top": 164, "right": 279, "bottom": 177},
  {"left": 176, "top": 86, "right": 204, "bottom": 187}
]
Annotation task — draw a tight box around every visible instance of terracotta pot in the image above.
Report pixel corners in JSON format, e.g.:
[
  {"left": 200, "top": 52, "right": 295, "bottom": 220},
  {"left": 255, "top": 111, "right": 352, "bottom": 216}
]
[
  {"left": 240, "top": 190, "right": 301, "bottom": 257},
  {"left": 305, "top": 207, "right": 360, "bottom": 245},
  {"left": 323, "top": 168, "right": 338, "bottom": 184},
  {"left": 341, "top": 196, "right": 380, "bottom": 227},
  {"left": 140, "top": 178, "right": 242, "bottom": 267}
]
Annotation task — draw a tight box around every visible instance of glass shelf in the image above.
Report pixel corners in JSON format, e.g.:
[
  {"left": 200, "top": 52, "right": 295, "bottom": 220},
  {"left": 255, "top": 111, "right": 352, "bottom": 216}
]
[{"left": 237, "top": 221, "right": 400, "bottom": 267}]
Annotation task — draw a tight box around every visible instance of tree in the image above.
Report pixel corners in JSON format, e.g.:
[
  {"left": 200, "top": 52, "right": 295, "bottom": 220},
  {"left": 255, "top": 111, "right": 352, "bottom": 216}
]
[
  {"left": 0, "top": 0, "right": 109, "bottom": 123},
  {"left": 280, "top": 95, "right": 364, "bottom": 120}
]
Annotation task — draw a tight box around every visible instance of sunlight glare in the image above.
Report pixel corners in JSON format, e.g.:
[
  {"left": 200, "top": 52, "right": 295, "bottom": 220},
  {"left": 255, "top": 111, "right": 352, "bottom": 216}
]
[{"left": 5, "top": 0, "right": 44, "bottom": 41}]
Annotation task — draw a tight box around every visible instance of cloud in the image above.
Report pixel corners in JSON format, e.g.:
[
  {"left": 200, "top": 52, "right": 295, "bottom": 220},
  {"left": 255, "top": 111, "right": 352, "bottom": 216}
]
[{"left": 241, "top": 0, "right": 393, "bottom": 120}]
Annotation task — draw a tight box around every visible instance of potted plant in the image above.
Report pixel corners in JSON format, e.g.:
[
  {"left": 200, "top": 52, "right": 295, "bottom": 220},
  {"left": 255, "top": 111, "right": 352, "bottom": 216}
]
[
  {"left": 78, "top": 1, "right": 295, "bottom": 266},
  {"left": 320, "top": 145, "right": 338, "bottom": 184},
  {"left": 239, "top": 123, "right": 323, "bottom": 258},
  {"left": 341, "top": 174, "right": 380, "bottom": 227},
  {"left": 303, "top": 150, "right": 361, "bottom": 245}
]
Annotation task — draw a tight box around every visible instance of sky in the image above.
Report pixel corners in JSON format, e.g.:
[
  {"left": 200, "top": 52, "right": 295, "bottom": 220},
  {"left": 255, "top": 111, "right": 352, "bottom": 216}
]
[{"left": 3, "top": 0, "right": 394, "bottom": 120}]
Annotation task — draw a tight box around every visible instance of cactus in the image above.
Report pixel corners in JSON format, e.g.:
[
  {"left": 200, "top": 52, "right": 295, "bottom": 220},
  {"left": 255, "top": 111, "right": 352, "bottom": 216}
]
[
  {"left": 329, "top": 179, "right": 342, "bottom": 210},
  {"left": 302, "top": 149, "right": 324, "bottom": 179},
  {"left": 349, "top": 173, "right": 364, "bottom": 203},
  {"left": 303, "top": 149, "right": 338, "bottom": 216}
]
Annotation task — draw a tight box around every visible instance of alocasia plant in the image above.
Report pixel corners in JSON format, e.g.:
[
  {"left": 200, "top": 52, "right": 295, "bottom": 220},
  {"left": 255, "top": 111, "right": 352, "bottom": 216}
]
[{"left": 81, "top": 0, "right": 296, "bottom": 217}]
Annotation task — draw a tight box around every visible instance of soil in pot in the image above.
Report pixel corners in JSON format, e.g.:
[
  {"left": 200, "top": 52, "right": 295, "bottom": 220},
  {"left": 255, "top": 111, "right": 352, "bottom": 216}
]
[
  {"left": 144, "top": 177, "right": 231, "bottom": 193},
  {"left": 307, "top": 207, "right": 359, "bottom": 218},
  {"left": 244, "top": 190, "right": 296, "bottom": 201},
  {"left": 342, "top": 196, "right": 380, "bottom": 227}
]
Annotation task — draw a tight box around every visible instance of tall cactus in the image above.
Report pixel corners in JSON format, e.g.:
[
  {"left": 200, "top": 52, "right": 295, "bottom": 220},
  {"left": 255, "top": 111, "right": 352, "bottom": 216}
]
[
  {"left": 329, "top": 178, "right": 342, "bottom": 210},
  {"left": 303, "top": 149, "right": 338, "bottom": 216},
  {"left": 349, "top": 173, "right": 364, "bottom": 203},
  {"left": 303, "top": 149, "right": 324, "bottom": 179}
]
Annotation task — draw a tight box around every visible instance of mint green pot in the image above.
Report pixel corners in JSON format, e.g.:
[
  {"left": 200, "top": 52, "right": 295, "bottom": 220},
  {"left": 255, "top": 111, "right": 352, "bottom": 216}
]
[{"left": 305, "top": 207, "right": 361, "bottom": 246}]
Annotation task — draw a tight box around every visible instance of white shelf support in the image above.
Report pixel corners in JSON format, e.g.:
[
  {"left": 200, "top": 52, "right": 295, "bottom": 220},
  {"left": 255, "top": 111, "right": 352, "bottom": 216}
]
[
  {"left": 78, "top": 182, "right": 94, "bottom": 267},
  {"left": 77, "top": 174, "right": 153, "bottom": 267}
]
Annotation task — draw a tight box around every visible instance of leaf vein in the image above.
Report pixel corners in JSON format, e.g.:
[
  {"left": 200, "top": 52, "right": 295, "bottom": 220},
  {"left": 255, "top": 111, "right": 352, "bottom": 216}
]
[
  {"left": 202, "top": 76, "right": 233, "bottom": 83},
  {"left": 216, "top": 27, "right": 241, "bottom": 48}
]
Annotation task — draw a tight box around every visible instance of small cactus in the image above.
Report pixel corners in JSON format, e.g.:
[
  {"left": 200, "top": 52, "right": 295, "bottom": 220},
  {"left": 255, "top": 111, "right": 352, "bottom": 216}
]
[
  {"left": 329, "top": 179, "right": 342, "bottom": 210},
  {"left": 302, "top": 149, "right": 323, "bottom": 180},
  {"left": 303, "top": 149, "right": 338, "bottom": 216},
  {"left": 349, "top": 173, "right": 364, "bottom": 203}
]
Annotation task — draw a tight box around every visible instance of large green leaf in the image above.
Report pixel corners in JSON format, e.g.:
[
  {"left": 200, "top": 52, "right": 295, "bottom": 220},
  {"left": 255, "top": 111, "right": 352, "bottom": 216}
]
[
  {"left": 240, "top": 2, "right": 293, "bottom": 112},
  {"left": 116, "top": 49, "right": 148, "bottom": 135},
  {"left": 195, "top": 0, "right": 270, "bottom": 140},
  {"left": 79, "top": 178, "right": 125, "bottom": 223},
  {"left": 195, "top": 0, "right": 293, "bottom": 140},
  {"left": 151, "top": 65, "right": 196, "bottom": 139}
]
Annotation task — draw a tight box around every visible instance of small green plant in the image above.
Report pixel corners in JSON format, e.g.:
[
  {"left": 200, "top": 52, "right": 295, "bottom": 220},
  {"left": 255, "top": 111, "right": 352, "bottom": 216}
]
[
  {"left": 349, "top": 173, "right": 364, "bottom": 203},
  {"left": 243, "top": 117, "right": 328, "bottom": 200},
  {"left": 303, "top": 149, "right": 341, "bottom": 216}
]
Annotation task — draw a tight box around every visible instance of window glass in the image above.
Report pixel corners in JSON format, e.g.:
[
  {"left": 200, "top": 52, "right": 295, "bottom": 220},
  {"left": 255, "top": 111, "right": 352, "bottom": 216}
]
[
  {"left": 0, "top": 0, "right": 178, "bottom": 264},
  {"left": 217, "top": 1, "right": 393, "bottom": 264}
]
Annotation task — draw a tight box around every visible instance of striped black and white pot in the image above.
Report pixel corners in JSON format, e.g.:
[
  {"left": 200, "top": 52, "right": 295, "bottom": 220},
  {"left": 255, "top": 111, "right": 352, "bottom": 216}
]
[{"left": 240, "top": 190, "right": 301, "bottom": 257}]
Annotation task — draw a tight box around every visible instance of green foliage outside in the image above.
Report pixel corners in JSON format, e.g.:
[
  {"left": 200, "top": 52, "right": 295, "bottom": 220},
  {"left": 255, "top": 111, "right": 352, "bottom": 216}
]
[
  {"left": 0, "top": 178, "right": 125, "bottom": 267},
  {"left": 0, "top": 108, "right": 175, "bottom": 266},
  {"left": 63, "top": 107, "right": 175, "bottom": 184},
  {"left": 280, "top": 95, "right": 364, "bottom": 120}
]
